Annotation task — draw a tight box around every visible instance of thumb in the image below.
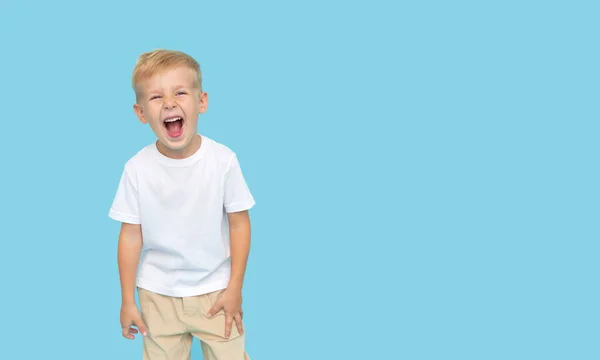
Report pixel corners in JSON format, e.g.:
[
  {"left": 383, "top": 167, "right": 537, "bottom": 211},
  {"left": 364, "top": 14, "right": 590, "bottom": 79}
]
[{"left": 134, "top": 316, "right": 148, "bottom": 336}]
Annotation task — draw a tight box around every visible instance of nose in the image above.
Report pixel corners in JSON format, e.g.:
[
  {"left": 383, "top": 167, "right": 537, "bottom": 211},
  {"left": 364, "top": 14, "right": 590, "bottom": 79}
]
[{"left": 163, "top": 97, "right": 177, "bottom": 110}]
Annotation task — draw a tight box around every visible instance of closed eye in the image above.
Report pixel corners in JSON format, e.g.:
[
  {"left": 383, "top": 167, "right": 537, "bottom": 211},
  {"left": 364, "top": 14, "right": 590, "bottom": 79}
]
[
  {"left": 150, "top": 95, "right": 162, "bottom": 100},
  {"left": 176, "top": 91, "right": 187, "bottom": 95}
]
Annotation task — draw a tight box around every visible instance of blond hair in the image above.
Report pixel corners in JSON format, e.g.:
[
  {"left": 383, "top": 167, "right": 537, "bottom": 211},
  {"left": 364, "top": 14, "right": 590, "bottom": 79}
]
[{"left": 132, "top": 49, "right": 203, "bottom": 100}]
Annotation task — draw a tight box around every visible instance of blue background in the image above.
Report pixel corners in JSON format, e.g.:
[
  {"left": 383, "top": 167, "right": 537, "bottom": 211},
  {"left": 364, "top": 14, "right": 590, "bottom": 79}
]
[{"left": 0, "top": 0, "right": 598, "bottom": 359}]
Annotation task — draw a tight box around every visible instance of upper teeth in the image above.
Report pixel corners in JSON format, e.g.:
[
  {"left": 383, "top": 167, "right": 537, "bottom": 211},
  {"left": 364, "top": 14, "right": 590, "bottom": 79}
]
[{"left": 165, "top": 117, "right": 182, "bottom": 122}]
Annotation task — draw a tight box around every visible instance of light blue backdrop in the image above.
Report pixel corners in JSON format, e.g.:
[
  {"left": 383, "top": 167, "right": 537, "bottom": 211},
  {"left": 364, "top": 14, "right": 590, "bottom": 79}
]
[{"left": 0, "top": 1, "right": 597, "bottom": 359}]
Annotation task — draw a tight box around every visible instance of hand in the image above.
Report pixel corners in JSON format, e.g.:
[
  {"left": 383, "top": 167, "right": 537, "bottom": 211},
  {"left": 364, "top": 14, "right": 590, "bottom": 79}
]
[
  {"left": 120, "top": 302, "right": 148, "bottom": 340},
  {"left": 207, "top": 287, "right": 244, "bottom": 338}
]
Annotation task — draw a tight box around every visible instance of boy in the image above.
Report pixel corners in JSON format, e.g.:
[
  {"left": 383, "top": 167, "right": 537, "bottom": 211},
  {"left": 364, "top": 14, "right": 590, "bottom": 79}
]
[{"left": 108, "top": 49, "right": 255, "bottom": 360}]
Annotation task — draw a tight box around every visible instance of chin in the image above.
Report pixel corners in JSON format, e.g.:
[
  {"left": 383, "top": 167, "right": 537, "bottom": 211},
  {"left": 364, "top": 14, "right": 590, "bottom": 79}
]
[{"left": 160, "top": 134, "right": 195, "bottom": 151}]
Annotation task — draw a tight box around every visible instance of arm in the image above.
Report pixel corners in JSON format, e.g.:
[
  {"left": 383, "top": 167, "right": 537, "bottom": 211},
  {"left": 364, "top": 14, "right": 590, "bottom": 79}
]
[
  {"left": 207, "top": 153, "right": 254, "bottom": 337},
  {"left": 118, "top": 222, "right": 143, "bottom": 305},
  {"left": 117, "top": 222, "right": 147, "bottom": 339},
  {"left": 207, "top": 210, "right": 252, "bottom": 338},
  {"left": 227, "top": 210, "right": 252, "bottom": 290}
]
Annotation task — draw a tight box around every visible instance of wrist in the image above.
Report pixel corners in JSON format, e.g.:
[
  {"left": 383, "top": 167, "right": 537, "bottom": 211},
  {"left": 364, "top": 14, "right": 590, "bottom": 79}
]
[
  {"left": 227, "top": 280, "right": 243, "bottom": 291},
  {"left": 122, "top": 296, "right": 137, "bottom": 306}
]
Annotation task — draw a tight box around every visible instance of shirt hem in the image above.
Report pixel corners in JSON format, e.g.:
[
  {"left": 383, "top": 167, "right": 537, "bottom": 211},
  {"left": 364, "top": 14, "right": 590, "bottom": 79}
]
[
  {"left": 108, "top": 209, "right": 140, "bottom": 224},
  {"left": 225, "top": 199, "right": 256, "bottom": 213},
  {"left": 136, "top": 277, "right": 230, "bottom": 297}
]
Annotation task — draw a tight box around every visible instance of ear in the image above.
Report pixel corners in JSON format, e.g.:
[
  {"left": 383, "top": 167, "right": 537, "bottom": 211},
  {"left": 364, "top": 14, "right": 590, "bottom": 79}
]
[
  {"left": 133, "top": 103, "right": 148, "bottom": 124},
  {"left": 199, "top": 91, "right": 209, "bottom": 114}
]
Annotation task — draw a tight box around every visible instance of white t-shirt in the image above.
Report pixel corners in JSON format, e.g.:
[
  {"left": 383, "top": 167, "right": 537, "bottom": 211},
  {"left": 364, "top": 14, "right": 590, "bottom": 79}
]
[{"left": 108, "top": 135, "right": 255, "bottom": 297}]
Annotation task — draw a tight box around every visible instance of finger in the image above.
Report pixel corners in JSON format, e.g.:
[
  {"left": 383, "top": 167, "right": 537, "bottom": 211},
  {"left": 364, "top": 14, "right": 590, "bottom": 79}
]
[
  {"left": 234, "top": 314, "right": 244, "bottom": 334},
  {"left": 207, "top": 300, "right": 223, "bottom": 318},
  {"left": 122, "top": 326, "right": 134, "bottom": 340},
  {"left": 134, "top": 318, "right": 148, "bottom": 336},
  {"left": 225, "top": 315, "right": 234, "bottom": 338},
  {"left": 129, "top": 328, "right": 139, "bottom": 334}
]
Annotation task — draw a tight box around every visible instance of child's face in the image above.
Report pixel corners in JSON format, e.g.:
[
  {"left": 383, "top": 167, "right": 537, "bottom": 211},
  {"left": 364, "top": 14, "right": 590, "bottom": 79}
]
[{"left": 133, "top": 66, "right": 208, "bottom": 157}]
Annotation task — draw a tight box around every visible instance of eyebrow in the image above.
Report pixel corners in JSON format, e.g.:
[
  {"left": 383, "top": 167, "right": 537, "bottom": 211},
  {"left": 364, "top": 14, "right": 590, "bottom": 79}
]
[{"left": 147, "top": 85, "right": 190, "bottom": 93}]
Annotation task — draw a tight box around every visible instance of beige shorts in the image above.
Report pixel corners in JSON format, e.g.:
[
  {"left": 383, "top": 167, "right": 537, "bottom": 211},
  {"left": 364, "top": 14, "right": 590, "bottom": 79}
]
[{"left": 138, "top": 287, "right": 250, "bottom": 360}]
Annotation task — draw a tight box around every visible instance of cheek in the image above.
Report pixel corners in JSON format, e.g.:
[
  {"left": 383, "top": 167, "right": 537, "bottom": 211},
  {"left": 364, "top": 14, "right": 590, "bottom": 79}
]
[
  {"left": 180, "top": 97, "right": 198, "bottom": 108},
  {"left": 146, "top": 106, "right": 162, "bottom": 121},
  {"left": 144, "top": 113, "right": 162, "bottom": 128}
]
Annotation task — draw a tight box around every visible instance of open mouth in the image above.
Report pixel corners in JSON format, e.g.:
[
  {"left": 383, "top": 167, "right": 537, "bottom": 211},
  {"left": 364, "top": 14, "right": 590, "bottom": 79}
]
[{"left": 163, "top": 116, "right": 185, "bottom": 138}]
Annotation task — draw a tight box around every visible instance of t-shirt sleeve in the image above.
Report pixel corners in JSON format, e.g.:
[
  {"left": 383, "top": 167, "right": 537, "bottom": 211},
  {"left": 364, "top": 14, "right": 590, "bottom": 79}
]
[
  {"left": 224, "top": 154, "right": 256, "bottom": 213},
  {"left": 108, "top": 164, "right": 141, "bottom": 224}
]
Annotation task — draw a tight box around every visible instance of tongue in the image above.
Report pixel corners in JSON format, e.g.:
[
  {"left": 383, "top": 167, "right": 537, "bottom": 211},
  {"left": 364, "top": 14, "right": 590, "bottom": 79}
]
[{"left": 166, "top": 120, "right": 183, "bottom": 136}]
